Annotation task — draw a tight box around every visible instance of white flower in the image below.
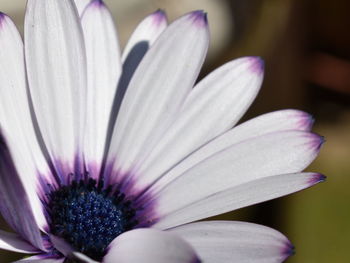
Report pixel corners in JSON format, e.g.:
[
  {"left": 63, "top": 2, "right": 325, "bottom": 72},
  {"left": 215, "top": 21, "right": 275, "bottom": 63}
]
[{"left": 0, "top": 0, "right": 324, "bottom": 262}]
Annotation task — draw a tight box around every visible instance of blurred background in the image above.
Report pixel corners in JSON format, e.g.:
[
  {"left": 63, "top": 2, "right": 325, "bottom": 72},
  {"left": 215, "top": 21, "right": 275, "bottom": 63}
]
[{"left": 1, "top": 0, "right": 350, "bottom": 262}]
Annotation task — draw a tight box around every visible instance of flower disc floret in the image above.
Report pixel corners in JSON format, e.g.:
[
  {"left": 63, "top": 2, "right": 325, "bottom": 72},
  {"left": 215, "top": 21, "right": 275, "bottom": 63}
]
[{"left": 48, "top": 179, "right": 138, "bottom": 260}]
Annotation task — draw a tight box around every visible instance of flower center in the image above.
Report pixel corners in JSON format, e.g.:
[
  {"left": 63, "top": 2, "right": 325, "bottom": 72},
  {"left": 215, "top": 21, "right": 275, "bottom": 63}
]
[{"left": 48, "top": 179, "right": 138, "bottom": 260}]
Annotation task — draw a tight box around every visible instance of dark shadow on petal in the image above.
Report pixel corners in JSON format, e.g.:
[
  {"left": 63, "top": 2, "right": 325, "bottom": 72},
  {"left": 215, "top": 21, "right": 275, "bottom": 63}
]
[
  {"left": 0, "top": 131, "right": 45, "bottom": 250},
  {"left": 102, "top": 41, "right": 149, "bottom": 170}
]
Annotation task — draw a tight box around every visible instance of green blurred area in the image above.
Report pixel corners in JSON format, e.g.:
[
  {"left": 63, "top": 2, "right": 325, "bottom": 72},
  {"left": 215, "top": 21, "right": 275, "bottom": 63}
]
[
  {"left": 1, "top": 0, "right": 350, "bottom": 262},
  {"left": 286, "top": 119, "right": 350, "bottom": 263}
]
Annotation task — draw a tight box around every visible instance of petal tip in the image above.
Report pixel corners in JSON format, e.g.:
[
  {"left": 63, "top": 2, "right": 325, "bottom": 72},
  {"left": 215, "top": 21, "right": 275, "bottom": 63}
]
[
  {"left": 0, "top": 12, "right": 6, "bottom": 27},
  {"left": 317, "top": 135, "right": 326, "bottom": 149},
  {"left": 309, "top": 173, "right": 327, "bottom": 185},
  {"left": 293, "top": 111, "right": 314, "bottom": 130},
  {"left": 248, "top": 56, "right": 265, "bottom": 74},
  {"left": 188, "top": 10, "right": 208, "bottom": 27},
  {"left": 91, "top": 0, "right": 105, "bottom": 7},
  {"left": 303, "top": 113, "right": 315, "bottom": 130},
  {"left": 152, "top": 9, "right": 167, "bottom": 26},
  {"left": 308, "top": 133, "right": 325, "bottom": 151},
  {"left": 86, "top": 0, "right": 106, "bottom": 11},
  {"left": 283, "top": 241, "right": 295, "bottom": 258}
]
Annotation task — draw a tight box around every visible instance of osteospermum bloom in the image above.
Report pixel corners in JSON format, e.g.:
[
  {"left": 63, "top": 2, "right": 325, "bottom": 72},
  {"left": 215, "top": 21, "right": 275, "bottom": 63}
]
[{"left": 0, "top": 0, "right": 324, "bottom": 262}]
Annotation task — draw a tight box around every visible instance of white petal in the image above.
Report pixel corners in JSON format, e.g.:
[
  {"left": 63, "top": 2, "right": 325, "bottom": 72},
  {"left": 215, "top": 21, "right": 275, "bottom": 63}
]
[
  {"left": 107, "top": 11, "right": 209, "bottom": 176},
  {"left": 154, "top": 172, "right": 325, "bottom": 229},
  {"left": 81, "top": 0, "right": 121, "bottom": 174},
  {"left": 25, "top": 0, "right": 87, "bottom": 176},
  {"left": 135, "top": 57, "right": 264, "bottom": 189},
  {"left": 146, "top": 129, "right": 322, "bottom": 201},
  {"left": 103, "top": 229, "right": 199, "bottom": 263},
  {"left": 0, "top": 13, "right": 51, "bottom": 232},
  {"left": 230, "top": 109, "right": 314, "bottom": 133},
  {"left": 169, "top": 221, "right": 294, "bottom": 263},
  {"left": 121, "top": 10, "right": 167, "bottom": 63},
  {"left": 151, "top": 109, "right": 315, "bottom": 189},
  {"left": 106, "top": 10, "right": 168, "bottom": 157},
  {"left": 74, "top": 0, "right": 91, "bottom": 16},
  {"left": 0, "top": 230, "right": 39, "bottom": 254}
]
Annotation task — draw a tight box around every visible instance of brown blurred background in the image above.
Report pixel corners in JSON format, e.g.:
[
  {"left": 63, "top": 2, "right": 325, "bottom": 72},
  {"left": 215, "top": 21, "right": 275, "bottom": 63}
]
[{"left": 1, "top": 0, "right": 350, "bottom": 262}]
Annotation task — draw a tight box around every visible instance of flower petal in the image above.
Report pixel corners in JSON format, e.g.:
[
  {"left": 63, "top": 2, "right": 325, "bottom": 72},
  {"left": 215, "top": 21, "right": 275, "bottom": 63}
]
[
  {"left": 0, "top": 13, "right": 51, "bottom": 234},
  {"left": 154, "top": 172, "right": 325, "bottom": 229},
  {"left": 81, "top": 0, "right": 121, "bottom": 174},
  {"left": 107, "top": 11, "right": 209, "bottom": 177},
  {"left": 148, "top": 109, "right": 315, "bottom": 189},
  {"left": 135, "top": 57, "right": 264, "bottom": 189},
  {"left": 0, "top": 133, "right": 46, "bottom": 250},
  {"left": 103, "top": 229, "right": 200, "bottom": 263},
  {"left": 169, "top": 221, "right": 294, "bottom": 263},
  {"left": 121, "top": 9, "right": 167, "bottom": 63},
  {"left": 0, "top": 230, "right": 39, "bottom": 254},
  {"left": 151, "top": 131, "right": 323, "bottom": 228},
  {"left": 25, "top": 0, "right": 87, "bottom": 177},
  {"left": 74, "top": 0, "right": 91, "bottom": 16},
  {"left": 105, "top": 10, "right": 168, "bottom": 156},
  {"left": 146, "top": 129, "right": 322, "bottom": 200}
]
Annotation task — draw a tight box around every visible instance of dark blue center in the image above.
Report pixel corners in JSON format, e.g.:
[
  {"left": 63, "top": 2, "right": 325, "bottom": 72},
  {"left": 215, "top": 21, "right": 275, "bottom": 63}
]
[{"left": 48, "top": 179, "right": 138, "bottom": 260}]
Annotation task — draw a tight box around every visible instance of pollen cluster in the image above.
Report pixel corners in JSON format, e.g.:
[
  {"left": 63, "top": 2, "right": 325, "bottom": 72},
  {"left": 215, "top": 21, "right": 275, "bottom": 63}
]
[{"left": 48, "top": 179, "right": 138, "bottom": 260}]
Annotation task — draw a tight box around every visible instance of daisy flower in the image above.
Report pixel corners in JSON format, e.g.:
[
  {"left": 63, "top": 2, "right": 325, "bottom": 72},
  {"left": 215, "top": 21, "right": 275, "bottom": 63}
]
[{"left": 0, "top": 0, "right": 324, "bottom": 262}]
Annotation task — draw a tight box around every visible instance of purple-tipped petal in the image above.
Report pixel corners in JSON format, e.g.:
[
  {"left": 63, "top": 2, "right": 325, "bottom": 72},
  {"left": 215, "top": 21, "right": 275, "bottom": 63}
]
[
  {"left": 248, "top": 56, "right": 265, "bottom": 74},
  {"left": 107, "top": 10, "right": 209, "bottom": 176},
  {"left": 90, "top": 0, "right": 104, "bottom": 8},
  {"left": 121, "top": 9, "right": 168, "bottom": 62},
  {"left": 170, "top": 221, "right": 294, "bottom": 263},
  {"left": 152, "top": 9, "right": 167, "bottom": 25},
  {"left": 230, "top": 109, "right": 314, "bottom": 134},
  {"left": 154, "top": 171, "right": 324, "bottom": 229},
  {"left": 308, "top": 133, "right": 325, "bottom": 151},
  {"left": 143, "top": 109, "right": 317, "bottom": 191},
  {"left": 0, "top": 12, "right": 5, "bottom": 27},
  {"left": 308, "top": 173, "right": 327, "bottom": 185},
  {"left": 297, "top": 112, "right": 315, "bottom": 131},
  {"left": 282, "top": 240, "right": 296, "bottom": 260},
  {"left": 134, "top": 57, "right": 265, "bottom": 190},
  {"left": 188, "top": 10, "right": 208, "bottom": 27},
  {"left": 142, "top": 128, "right": 321, "bottom": 211}
]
